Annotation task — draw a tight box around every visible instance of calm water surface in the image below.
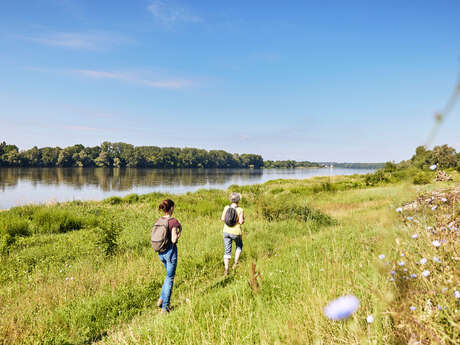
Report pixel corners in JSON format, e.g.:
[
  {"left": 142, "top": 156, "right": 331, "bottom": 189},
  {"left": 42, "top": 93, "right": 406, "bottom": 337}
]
[{"left": 0, "top": 167, "right": 375, "bottom": 209}]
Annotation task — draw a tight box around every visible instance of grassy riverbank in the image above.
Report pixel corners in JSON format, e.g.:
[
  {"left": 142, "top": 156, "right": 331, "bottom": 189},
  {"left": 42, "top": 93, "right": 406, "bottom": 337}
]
[{"left": 0, "top": 171, "right": 458, "bottom": 344}]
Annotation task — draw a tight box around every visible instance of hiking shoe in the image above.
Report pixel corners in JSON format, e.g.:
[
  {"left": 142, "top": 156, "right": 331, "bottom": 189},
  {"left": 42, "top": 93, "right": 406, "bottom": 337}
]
[
  {"left": 160, "top": 308, "right": 170, "bottom": 314},
  {"left": 157, "top": 298, "right": 163, "bottom": 308},
  {"left": 232, "top": 263, "right": 238, "bottom": 270}
]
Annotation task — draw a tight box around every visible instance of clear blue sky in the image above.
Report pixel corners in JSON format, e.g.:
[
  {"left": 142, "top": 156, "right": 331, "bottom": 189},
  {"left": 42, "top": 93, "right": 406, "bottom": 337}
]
[{"left": 1, "top": 0, "right": 459, "bottom": 162}]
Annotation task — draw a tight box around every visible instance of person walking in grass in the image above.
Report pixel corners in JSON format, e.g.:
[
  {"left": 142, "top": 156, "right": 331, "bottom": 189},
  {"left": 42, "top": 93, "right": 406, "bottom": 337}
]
[
  {"left": 221, "top": 192, "right": 244, "bottom": 275},
  {"left": 151, "top": 199, "right": 182, "bottom": 313}
]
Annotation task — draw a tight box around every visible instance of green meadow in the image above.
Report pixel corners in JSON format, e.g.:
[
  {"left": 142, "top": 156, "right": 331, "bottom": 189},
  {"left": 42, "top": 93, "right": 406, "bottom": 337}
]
[{"left": 0, "top": 170, "right": 458, "bottom": 345}]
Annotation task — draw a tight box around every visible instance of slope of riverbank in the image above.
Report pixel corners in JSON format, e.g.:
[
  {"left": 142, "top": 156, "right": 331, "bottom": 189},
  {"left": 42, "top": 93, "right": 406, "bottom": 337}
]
[{"left": 0, "top": 171, "right": 458, "bottom": 344}]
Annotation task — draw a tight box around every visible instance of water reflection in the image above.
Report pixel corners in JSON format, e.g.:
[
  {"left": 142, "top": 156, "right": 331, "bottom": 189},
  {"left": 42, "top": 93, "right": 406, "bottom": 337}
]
[
  {"left": 0, "top": 167, "right": 374, "bottom": 209},
  {"left": 0, "top": 168, "right": 264, "bottom": 192}
]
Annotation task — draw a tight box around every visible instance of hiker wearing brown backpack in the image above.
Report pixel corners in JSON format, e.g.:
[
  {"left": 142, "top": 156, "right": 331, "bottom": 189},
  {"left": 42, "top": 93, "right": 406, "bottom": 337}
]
[
  {"left": 151, "top": 199, "right": 182, "bottom": 313},
  {"left": 221, "top": 192, "right": 244, "bottom": 275}
]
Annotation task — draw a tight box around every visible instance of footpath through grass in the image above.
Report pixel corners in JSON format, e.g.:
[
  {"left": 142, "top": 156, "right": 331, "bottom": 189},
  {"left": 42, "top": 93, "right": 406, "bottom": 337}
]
[{"left": 0, "top": 172, "right": 458, "bottom": 344}]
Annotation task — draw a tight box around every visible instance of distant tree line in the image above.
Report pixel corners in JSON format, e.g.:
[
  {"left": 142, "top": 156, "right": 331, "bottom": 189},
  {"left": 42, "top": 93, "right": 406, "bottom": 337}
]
[
  {"left": 0, "top": 142, "right": 264, "bottom": 168},
  {"left": 263, "top": 160, "right": 320, "bottom": 168}
]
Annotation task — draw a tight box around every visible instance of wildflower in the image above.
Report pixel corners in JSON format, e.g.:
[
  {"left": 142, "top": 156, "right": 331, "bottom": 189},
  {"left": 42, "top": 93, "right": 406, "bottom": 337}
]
[
  {"left": 411, "top": 274, "right": 417, "bottom": 278},
  {"left": 426, "top": 226, "right": 433, "bottom": 231},
  {"left": 366, "top": 315, "right": 374, "bottom": 323},
  {"left": 419, "top": 258, "right": 427, "bottom": 265},
  {"left": 403, "top": 268, "right": 408, "bottom": 272},
  {"left": 400, "top": 253, "right": 405, "bottom": 257},
  {"left": 411, "top": 234, "right": 418, "bottom": 239},
  {"left": 390, "top": 270, "right": 396, "bottom": 275},
  {"left": 441, "top": 197, "right": 447, "bottom": 203},
  {"left": 378, "top": 254, "right": 385, "bottom": 260},
  {"left": 410, "top": 306, "right": 417, "bottom": 311},
  {"left": 429, "top": 164, "right": 437, "bottom": 170},
  {"left": 432, "top": 240, "right": 441, "bottom": 247},
  {"left": 437, "top": 305, "right": 443, "bottom": 310},
  {"left": 422, "top": 270, "right": 430, "bottom": 277},
  {"left": 389, "top": 277, "right": 395, "bottom": 282},
  {"left": 407, "top": 216, "right": 413, "bottom": 221},
  {"left": 396, "top": 207, "right": 403, "bottom": 213},
  {"left": 324, "top": 295, "right": 360, "bottom": 320},
  {"left": 433, "top": 257, "right": 441, "bottom": 263},
  {"left": 454, "top": 290, "right": 460, "bottom": 299},
  {"left": 398, "top": 261, "right": 405, "bottom": 266},
  {"left": 431, "top": 205, "right": 438, "bottom": 211},
  {"left": 442, "top": 287, "right": 448, "bottom": 293}
]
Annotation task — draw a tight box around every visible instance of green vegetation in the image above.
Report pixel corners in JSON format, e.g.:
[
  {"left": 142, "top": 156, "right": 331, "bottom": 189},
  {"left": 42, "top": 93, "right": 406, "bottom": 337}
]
[
  {"left": 0, "top": 141, "right": 264, "bottom": 168},
  {"left": 0, "top": 161, "right": 458, "bottom": 344},
  {"left": 0, "top": 141, "right": 389, "bottom": 169}
]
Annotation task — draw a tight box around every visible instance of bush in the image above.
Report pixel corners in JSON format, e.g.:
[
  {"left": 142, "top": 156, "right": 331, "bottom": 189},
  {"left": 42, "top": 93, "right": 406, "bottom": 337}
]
[
  {"left": 312, "top": 182, "right": 337, "bottom": 193},
  {"left": 257, "top": 198, "right": 334, "bottom": 227},
  {"left": 364, "top": 170, "right": 390, "bottom": 186},
  {"left": 123, "top": 193, "right": 139, "bottom": 204},
  {"left": 95, "top": 220, "right": 121, "bottom": 256},
  {"left": 413, "top": 172, "right": 431, "bottom": 185},
  {"left": 0, "top": 216, "right": 30, "bottom": 251},
  {"left": 32, "top": 208, "right": 83, "bottom": 234},
  {"left": 104, "top": 196, "right": 123, "bottom": 205}
]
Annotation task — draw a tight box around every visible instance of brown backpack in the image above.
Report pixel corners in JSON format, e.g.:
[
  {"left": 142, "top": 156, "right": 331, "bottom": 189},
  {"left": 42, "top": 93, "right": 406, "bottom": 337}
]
[{"left": 151, "top": 217, "right": 171, "bottom": 252}]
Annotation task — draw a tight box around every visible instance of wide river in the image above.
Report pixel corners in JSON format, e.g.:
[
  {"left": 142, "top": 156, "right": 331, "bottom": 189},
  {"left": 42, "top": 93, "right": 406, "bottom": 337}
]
[{"left": 0, "top": 167, "right": 375, "bottom": 209}]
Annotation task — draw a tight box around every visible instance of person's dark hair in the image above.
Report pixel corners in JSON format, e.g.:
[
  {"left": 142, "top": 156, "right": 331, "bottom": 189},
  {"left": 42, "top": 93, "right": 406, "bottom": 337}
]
[{"left": 158, "top": 199, "right": 175, "bottom": 213}]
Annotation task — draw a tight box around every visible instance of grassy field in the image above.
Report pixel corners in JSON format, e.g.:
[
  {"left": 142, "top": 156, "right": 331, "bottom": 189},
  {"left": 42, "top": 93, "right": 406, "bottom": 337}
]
[{"left": 0, "top": 171, "right": 458, "bottom": 344}]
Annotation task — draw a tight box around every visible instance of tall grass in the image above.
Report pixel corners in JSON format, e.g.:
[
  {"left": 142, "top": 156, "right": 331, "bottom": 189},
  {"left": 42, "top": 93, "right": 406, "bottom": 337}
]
[{"left": 0, "top": 172, "right": 458, "bottom": 344}]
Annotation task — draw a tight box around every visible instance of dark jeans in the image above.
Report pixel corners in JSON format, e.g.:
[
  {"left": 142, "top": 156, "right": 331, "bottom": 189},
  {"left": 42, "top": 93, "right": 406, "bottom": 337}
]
[{"left": 158, "top": 244, "right": 177, "bottom": 311}]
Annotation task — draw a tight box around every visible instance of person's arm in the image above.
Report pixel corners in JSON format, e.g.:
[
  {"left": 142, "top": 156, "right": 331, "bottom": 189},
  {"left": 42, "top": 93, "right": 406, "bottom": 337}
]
[
  {"left": 221, "top": 207, "right": 227, "bottom": 222},
  {"left": 171, "top": 227, "right": 180, "bottom": 244},
  {"left": 239, "top": 209, "right": 244, "bottom": 224}
]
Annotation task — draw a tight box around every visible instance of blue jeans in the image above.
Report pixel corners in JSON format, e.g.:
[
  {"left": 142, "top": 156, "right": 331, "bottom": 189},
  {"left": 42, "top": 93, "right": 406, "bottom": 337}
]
[
  {"left": 223, "top": 232, "right": 243, "bottom": 259},
  {"left": 158, "top": 244, "right": 177, "bottom": 311}
]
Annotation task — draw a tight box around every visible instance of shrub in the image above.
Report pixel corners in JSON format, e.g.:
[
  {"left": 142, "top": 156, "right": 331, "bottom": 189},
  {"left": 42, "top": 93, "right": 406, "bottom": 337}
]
[
  {"left": 95, "top": 220, "right": 121, "bottom": 256},
  {"left": 32, "top": 209, "right": 83, "bottom": 234},
  {"left": 0, "top": 216, "right": 30, "bottom": 251},
  {"left": 413, "top": 172, "right": 431, "bottom": 185},
  {"left": 257, "top": 198, "right": 334, "bottom": 227},
  {"left": 384, "top": 161, "right": 397, "bottom": 172},
  {"left": 104, "top": 196, "right": 123, "bottom": 205},
  {"left": 364, "top": 170, "right": 390, "bottom": 186},
  {"left": 312, "top": 182, "right": 337, "bottom": 193},
  {"left": 123, "top": 193, "right": 139, "bottom": 204}
]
